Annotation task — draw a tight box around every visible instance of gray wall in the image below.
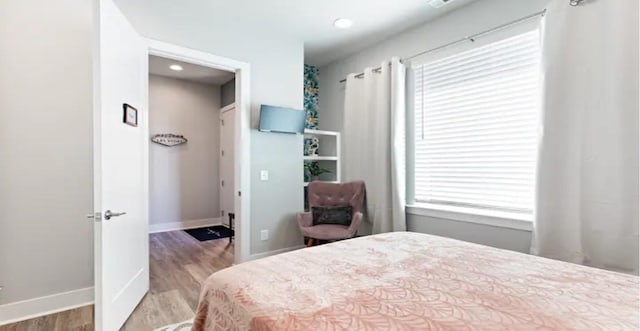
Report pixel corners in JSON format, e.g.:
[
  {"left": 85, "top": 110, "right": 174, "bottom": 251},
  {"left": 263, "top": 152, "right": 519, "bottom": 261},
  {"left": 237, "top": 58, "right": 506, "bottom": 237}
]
[
  {"left": 250, "top": 132, "right": 304, "bottom": 253},
  {"left": 220, "top": 78, "right": 235, "bottom": 108},
  {"left": 149, "top": 75, "right": 221, "bottom": 227},
  {"left": 0, "top": 0, "right": 303, "bottom": 309},
  {"left": 318, "top": 0, "right": 548, "bottom": 249},
  {"left": 407, "top": 215, "right": 532, "bottom": 253},
  {"left": 0, "top": 0, "right": 94, "bottom": 305}
]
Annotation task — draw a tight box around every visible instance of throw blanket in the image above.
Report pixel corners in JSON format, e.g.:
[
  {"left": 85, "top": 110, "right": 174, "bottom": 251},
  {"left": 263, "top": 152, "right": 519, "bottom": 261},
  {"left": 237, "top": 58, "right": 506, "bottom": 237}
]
[{"left": 193, "top": 232, "right": 639, "bottom": 330}]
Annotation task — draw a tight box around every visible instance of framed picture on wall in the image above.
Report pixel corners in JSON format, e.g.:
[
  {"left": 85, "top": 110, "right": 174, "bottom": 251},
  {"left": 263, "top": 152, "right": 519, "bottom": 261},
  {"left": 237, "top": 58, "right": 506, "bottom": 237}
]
[{"left": 123, "top": 103, "right": 138, "bottom": 127}]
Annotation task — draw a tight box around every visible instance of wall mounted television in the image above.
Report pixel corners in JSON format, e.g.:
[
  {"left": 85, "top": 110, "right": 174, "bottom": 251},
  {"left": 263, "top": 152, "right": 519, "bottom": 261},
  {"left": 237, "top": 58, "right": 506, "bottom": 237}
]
[{"left": 258, "top": 104, "right": 306, "bottom": 134}]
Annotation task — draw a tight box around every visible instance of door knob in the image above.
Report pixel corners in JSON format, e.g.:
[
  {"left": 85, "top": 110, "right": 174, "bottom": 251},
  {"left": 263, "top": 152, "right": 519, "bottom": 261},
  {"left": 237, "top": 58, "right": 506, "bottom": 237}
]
[{"left": 104, "top": 210, "right": 126, "bottom": 220}]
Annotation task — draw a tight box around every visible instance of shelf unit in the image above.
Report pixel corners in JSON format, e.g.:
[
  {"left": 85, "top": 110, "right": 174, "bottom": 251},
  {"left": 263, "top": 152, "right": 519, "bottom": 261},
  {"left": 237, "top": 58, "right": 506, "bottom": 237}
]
[
  {"left": 303, "top": 129, "right": 341, "bottom": 186},
  {"left": 303, "top": 156, "right": 338, "bottom": 161}
]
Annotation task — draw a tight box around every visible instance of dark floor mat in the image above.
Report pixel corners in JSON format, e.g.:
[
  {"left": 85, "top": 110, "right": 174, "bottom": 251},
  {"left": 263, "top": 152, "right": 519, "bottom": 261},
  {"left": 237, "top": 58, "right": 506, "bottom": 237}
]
[{"left": 184, "top": 225, "right": 233, "bottom": 242}]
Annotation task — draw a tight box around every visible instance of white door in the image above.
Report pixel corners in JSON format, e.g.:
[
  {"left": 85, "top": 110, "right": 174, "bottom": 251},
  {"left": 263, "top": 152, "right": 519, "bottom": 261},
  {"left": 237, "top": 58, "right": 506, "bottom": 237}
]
[
  {"left": 93, "top": 0, "right": 148, "bottom": 330},
  {"left": 220, "top": 104, "right": 236, "bottom": 224}
]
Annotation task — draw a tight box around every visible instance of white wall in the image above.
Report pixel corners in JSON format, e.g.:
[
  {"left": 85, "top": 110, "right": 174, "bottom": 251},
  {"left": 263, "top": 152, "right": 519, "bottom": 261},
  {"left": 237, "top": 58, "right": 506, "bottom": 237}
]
[
  {"left": 0, "top": 0, "right": 94, "bottom": 307},
  {"left": 149, "top": 75, "right": 221, "bottom": 228},
  {"left": 0, "top": 0, "right": 304, "bottom": 318},
  {"left": 318, "top": 0, "right": 549, "bottom": 251}
]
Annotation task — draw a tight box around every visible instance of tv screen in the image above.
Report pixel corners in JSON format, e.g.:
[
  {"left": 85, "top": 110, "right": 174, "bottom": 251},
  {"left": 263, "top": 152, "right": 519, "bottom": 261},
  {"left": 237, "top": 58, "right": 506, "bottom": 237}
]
[{"left": 258, "top": 105, "right": 306, "bottom": 134}]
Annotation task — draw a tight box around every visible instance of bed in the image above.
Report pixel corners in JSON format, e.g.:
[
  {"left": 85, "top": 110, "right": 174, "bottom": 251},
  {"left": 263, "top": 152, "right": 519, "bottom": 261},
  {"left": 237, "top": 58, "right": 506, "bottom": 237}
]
[{"left": 192, "top": 232, "right": 639, "bottom": 330}]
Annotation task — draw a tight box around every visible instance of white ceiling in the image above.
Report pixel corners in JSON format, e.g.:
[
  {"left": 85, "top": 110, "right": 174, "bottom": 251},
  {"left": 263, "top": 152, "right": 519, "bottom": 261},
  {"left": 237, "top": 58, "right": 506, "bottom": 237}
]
[
  {"left": 298, "top": 0, "right": 477, "bottom": 65},
  {"left": 118, "top": 0, "right": 477, "bottom": 67},
  {"left": 148, "top": 55, "right": 235, "bottom": 85}
]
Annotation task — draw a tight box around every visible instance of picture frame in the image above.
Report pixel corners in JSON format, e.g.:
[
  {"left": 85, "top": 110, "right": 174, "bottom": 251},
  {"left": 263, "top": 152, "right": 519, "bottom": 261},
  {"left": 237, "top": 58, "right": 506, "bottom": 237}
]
[{"left": 123, "top": 103, "right": 138, "bottom": 127}]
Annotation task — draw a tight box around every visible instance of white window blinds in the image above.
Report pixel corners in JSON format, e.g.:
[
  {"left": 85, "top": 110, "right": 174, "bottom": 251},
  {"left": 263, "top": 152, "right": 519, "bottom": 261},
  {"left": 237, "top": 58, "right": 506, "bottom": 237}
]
[{"left": 412, "top": 29, "right": 541, "bottom": 214}]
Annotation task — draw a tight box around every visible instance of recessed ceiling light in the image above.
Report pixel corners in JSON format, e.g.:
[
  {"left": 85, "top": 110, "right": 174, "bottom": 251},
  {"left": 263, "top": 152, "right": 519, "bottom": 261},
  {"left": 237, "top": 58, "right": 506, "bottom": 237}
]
[
  {"left": 428, "top": 0, "right": 457, "bottom": 8},
  {"left": 169, "top": 64, "right": 183, "bottom": 71},
  {"left": 333, "top": 18, "right": 353, "bottom": 29}
]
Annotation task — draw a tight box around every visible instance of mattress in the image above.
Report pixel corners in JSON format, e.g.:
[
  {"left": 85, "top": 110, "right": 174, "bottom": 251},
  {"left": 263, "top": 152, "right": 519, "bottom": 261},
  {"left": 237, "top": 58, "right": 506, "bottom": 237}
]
[{"left": 192, "top": 232, "right": 639, "bottom": 330}]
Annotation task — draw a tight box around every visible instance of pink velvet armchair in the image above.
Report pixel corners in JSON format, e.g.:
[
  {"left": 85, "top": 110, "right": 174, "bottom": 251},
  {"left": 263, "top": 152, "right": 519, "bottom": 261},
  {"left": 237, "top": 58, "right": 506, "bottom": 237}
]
[{"left": 297, "top": 181, "right": 365, "bottom": 247}]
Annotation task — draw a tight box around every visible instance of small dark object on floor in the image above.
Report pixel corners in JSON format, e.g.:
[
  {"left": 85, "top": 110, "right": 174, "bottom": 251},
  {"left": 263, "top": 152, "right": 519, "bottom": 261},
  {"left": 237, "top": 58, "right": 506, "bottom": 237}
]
[
  {"left": 228, "top": 212, "right": 235, "bottom": 243},
  {"left": 185, "top": 225, "right": 233, "bottom": 242}
]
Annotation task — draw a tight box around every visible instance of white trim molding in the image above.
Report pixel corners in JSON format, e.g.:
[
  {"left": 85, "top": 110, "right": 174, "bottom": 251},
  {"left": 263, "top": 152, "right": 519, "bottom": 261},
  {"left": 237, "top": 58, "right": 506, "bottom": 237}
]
[
  {"left": 248, "top": 245, "right": 305, "bottom": 261},
  {"left": 220, "top": 102, "right": 235, "bottom": 114},
  {"left": 0, "top": 287, "right": 94, "bottom": 326},
  {"left": 148, "top": 217, "right": 224, "bottom": 233},
  {"left": 406, "top": 203, "right": 533, "bottom": 231}
]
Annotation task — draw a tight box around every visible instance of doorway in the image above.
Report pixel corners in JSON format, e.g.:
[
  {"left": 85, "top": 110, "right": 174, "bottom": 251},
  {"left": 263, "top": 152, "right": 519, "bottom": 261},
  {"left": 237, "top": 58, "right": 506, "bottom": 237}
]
[
  {"left": 93, "top": 3, "right": 251, "bottom": 327},
  {"left": 124, "top": 52, "right": 244, "bottom": 329},
  {"left": 146, "top": 39, "right": 251, "bottom": 265},
  {"left": 147, "top": 55, "right": 236, "bottom": 238}
]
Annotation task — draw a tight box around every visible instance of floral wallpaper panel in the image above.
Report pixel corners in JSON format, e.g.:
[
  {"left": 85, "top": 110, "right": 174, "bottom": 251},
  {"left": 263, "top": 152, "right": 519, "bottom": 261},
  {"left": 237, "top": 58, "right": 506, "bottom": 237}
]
[
  {"left": 304, "top": 64, "right": 319, "bottom": 130},
  {"left": 304, "top": 65, "right": 320, "bottom": 181}
]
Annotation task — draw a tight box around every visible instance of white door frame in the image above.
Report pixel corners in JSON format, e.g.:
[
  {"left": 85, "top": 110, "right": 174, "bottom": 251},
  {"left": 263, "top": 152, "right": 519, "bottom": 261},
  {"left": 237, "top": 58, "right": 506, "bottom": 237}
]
[
  {"left": 221, "top": 102, "right": 235, "bottom": 113},
  {"left": 146, "top": 39, "right": 251, "bottom": 264}
]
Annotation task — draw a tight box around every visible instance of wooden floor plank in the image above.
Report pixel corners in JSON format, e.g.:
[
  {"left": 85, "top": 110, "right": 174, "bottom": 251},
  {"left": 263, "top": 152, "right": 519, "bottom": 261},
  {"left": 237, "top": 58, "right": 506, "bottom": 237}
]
[
  {"left": 0, "top": 231, "right": 233, "bottom": 331},
  {"left": 53, "top": 306, "right": 93, "bottom": 330}
]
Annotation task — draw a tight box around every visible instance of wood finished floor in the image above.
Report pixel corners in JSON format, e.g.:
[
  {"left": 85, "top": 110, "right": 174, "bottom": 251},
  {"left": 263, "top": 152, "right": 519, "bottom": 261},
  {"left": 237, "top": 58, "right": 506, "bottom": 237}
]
[{"left": 1, "top": 230, "right": 234, "bottom": 331}]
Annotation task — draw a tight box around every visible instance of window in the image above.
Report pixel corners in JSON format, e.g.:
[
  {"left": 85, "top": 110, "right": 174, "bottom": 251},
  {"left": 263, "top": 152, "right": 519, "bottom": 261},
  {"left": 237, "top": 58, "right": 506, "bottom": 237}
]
[{"left": 411, "top": 29, "right": 541, "bottom": 215}]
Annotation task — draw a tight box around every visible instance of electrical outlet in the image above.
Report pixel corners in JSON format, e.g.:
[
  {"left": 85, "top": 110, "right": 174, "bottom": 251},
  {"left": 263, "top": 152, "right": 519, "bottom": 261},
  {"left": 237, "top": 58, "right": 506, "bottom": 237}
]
[
  {"left": 260, "top": 229, "right": 269, "bottom": 241},
  {"left": 260, "top": 170, "right": 269, "bottom": 181}
]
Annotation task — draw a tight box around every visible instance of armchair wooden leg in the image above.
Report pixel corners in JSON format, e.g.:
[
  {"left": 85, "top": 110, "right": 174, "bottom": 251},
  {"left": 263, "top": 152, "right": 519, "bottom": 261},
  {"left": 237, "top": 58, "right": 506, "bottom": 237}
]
[{"left": 306, "top": 238, "right": 314, "bottom": 247}]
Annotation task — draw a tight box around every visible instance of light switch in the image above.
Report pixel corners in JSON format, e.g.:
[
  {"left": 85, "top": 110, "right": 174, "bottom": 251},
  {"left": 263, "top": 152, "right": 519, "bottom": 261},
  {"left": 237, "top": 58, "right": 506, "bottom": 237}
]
[
  {"left": 260, "top": 229, "right": 269, "bottom": 241},
  {"left": 260, "top": 170, "right": 269, "bottom": 181}
]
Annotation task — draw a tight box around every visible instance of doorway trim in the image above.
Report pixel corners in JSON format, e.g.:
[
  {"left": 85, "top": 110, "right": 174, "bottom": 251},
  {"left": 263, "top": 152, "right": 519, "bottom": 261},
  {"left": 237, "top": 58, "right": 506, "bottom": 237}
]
[
  {"left": 221, "top": 102, "right": 235, "bottom": 113},
  {"left": 146, "top": 39, "right": 251, "bottom": 264}
]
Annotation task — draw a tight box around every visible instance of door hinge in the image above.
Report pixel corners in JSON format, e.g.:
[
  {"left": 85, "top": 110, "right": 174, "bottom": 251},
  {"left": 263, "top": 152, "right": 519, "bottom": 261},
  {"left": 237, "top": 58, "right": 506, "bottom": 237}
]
[
  {"left": 238, "top": 191, "right": 241, "bottom": 197},
  {"left": 221, "top": 150, "right": 224, "bottom": 156},
  {"left": 86, "top": 212, "right": 102, "bottom": 222},
  {"left": 221, "top": 180, "right": 224, "bottom": 187}
]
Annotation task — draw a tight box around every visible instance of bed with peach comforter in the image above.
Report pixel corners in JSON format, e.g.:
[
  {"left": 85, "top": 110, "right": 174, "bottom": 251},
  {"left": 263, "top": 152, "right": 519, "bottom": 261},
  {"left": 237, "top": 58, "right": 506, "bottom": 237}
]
[{"left": 192, "top": 232, "right": 638, "bottom": 330}]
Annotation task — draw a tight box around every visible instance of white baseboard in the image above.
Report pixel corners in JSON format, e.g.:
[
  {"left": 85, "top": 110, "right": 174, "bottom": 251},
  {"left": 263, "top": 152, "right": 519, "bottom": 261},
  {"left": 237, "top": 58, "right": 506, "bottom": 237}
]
[
  {"left": 0, "top": 287, "right": 93, "bottom": 326},
  {"left": 249, "top": 245, "right": 305, "bottom": 261},
  {"left": 149, "top": 217, "right": 224, "bottom": 233}
]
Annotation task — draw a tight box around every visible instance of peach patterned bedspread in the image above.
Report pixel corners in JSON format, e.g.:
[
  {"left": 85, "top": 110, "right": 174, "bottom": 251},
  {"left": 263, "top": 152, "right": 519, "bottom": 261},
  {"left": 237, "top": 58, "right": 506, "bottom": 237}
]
[{"left": 192, "top": 232, "right": 639, "bottom": 331}]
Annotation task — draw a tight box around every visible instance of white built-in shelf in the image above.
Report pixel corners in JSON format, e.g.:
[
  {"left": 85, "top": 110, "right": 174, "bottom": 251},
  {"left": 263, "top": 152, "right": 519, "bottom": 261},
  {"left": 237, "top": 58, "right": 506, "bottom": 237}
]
[
  {"left": 303, "top": 129, "right": 341, "bottom": 186},
  {"left": 304, "top": 156, "right": 338, "bottom": 161},
  {"left": 304, "top": 129, "right": 339, "bottom": 136}
]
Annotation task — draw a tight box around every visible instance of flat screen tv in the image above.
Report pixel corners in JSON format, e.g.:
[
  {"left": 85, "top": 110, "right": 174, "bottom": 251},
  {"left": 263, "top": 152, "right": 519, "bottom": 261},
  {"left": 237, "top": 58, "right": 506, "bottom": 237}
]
[{"left": 258, "top": 104, "right": 306, "bottom": 134}]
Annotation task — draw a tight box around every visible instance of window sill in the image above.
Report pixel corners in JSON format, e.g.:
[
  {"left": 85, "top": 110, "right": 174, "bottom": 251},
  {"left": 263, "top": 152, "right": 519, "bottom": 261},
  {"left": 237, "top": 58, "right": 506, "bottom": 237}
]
[{"left": 406, "top": 203, "right": 533, "bottom": 231}]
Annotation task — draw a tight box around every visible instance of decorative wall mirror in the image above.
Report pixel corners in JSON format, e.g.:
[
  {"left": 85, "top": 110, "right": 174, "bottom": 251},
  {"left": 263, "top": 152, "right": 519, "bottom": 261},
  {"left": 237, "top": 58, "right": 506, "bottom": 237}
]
[{"left": 151, "top": 134, "right": 188, "bottom": 147}]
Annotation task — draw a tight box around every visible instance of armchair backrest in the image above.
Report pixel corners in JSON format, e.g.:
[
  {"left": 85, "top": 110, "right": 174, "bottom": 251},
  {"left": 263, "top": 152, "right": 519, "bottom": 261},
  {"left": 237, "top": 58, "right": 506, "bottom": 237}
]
[{"left": 307, "top": 181, "right": 365, "bottom": 215}]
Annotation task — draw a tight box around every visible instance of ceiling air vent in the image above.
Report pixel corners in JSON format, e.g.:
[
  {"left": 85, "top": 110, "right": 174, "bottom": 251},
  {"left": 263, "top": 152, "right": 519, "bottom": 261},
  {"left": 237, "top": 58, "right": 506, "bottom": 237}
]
[{"left": 428, "top": 0, "right": 456, "bottom": 8}]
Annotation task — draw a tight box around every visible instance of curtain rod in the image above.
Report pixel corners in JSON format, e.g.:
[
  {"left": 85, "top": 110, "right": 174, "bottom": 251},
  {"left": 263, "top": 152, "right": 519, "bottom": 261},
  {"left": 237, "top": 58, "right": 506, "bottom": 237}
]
[{"left": 339, "top": 9, "right": 547, "bottom": 83}]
